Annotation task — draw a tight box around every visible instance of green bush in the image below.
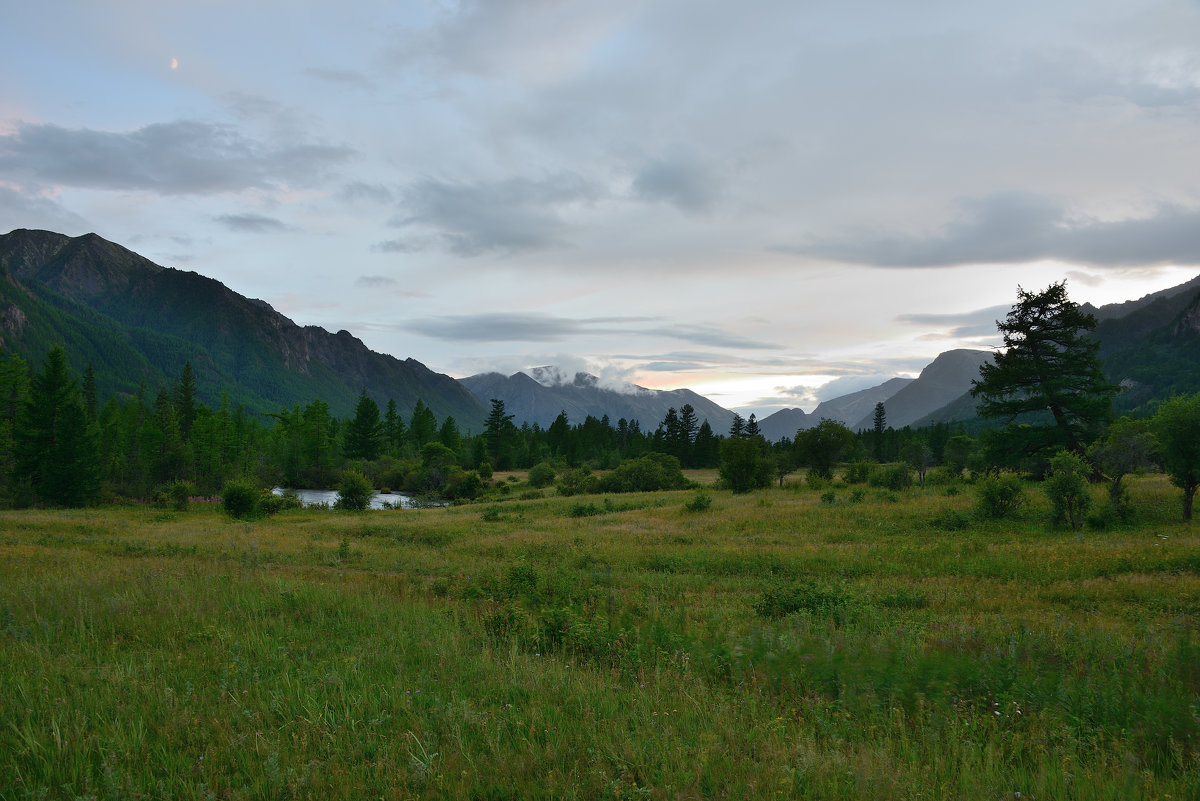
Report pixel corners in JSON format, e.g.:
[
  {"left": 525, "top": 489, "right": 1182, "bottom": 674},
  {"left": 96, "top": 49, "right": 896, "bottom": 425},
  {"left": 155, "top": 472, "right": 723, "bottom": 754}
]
[
  {"left": 976, "top": 473, "right": 1025, "bottom": 519},
  {"left": 335, "top": 468, "right": 375, "bottom": 511},
  {"left": 684, "top": 489, "right": 713, "bottom": 512},
  {"left": 753, "top": 579, "right": 853, "bottom": 619},
  {"left": 869, "top": 464, "right": 912, "bottom": 491},
  {"left": 843, "top": 461, "right": 871, "bottom": 484},
  {"left": 527, "top": 462, "right": 556, "bottom": 488},
  {"left": 556, "top": 467, "right": 599, "bottom": 497},
  {"left": 259, "top": 490, "right": 301, "bottom": 516},
  {"left": 599, "top": 453, "right": 689, "bottom": 493},
  {"left": 221, "top": 479, "right": 260, "bottom": 520},
  {"left": 1044, "top": 450, "right": 1092, "bottom": 531},
  {"left": 167, "top": 480, "right": 194, "bottom": 512}
]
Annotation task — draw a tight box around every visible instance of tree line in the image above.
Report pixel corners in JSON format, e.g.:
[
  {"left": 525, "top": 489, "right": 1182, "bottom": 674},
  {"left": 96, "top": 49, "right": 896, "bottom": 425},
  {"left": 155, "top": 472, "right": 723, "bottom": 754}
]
[{"left": 3, "top": 280, "right": 1199, "bottom": 520}]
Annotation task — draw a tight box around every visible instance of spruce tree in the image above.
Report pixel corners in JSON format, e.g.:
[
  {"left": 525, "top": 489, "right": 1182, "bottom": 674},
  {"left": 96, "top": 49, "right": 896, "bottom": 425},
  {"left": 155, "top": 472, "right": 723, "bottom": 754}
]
[
  {"left": 971, "top": 281, "right": 1117, "bottom": 457},
  {"left": 344, "top": 391, "right": 383, "bottom": 461},
  {"left": 15, "top": 346, "right": 98, "bottom": 506}
]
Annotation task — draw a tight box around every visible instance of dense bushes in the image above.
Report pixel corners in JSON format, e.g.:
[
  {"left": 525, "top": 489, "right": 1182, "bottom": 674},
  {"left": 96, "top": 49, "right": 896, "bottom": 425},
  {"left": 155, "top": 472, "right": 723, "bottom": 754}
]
[
  {"left": 599, "top": 453, "right": 690, "bottom": 493},
  {"left": 976, "top": 473, "right": 1025, "bottom": 518}
]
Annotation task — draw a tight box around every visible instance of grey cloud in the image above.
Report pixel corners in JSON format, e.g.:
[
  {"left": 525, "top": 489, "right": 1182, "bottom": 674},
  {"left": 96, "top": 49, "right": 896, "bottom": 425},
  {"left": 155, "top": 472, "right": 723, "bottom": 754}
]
[
  {"left": 370, "top": 239, "right": 421, "bottom": 254},
  {"left": 356, "top": 275, "right": 397, "bottom": 289},
  {"left": 787, "top": 192, "right": 1200, "bottom": 268},
  {"left": 399, "top": 312, "right": 772, "bottom": 349},
  {"left": 895, "top": 304, "right": 1010, "bottom": 339},
  {"left": 646, "top": 324, "right": 778, "bottom": 350},
  {"left": 401, "top": 313, "right": 608, "bottom": 343},
  {"left": 0, "top": 121, "right": 354, "bottom": 195},
  {"left": 341, "top": 182, "right": 393, "bottom": 204},
  {"left": 0, "top": 185, "right": 87, "bottom": 231},
  {"left": 632, "top": 154, "right": 721, "bottom": 213},
  {"left": 641, "top": 361, "right": 707, "bottom": 372},
  {"left": 305, "top": 68, "right": 375, "bottom": 90},
  {"left": 214, "top": 213, "right": 287, "bottom": 233},
  {"left": 395, "top": 173, "right": 601, "bottom": 256}
]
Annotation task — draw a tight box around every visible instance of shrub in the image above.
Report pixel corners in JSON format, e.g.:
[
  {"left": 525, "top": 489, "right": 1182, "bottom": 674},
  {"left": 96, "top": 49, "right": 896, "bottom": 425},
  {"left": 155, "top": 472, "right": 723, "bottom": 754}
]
[
  {"left": 476, "top": 461, "right": 493, "bottom": 480},
  {"left": 568, "top": 502, "right": 602, "bottom": 518},
  {"left": 843, "top": 461, "right": 871, "bottom": 484},
  {"left": 820, "top": 490, "right": 837, "bottom": 505},
  {"left": 335, "top": 468, "right": 375, "bottom": 511},
  {"left": 869, "top": 464, "right": 912, "bottom": 491},
  {"left": 259, "top": 490, "right": 301, "bottom": 516},
  {"left": 805, "top": 471, "right": 830, "bottom": 490},
  {"left": 167, "top": 480, "right": 194, "bottom": 511},
  {"left": 527, "top": 462, "right": 556, "bottom": 488},
  {"left": 556, "top": 467, "right": 599, "bottom": 497},
  {"left": 684, "top": 489, "right": 713, "bottom": 512},
  {"left": 222, "top": 479, "right": 260, "bottom": 520},
  {"left": 719, "top": 437, "right": 773, "bottom": 493},
  {"left": 599, "top": 453, "right": 689, "bottom": 493},
  {"left": 976, "top": 473, "right": 1025, "bottom": 519},
  {"left": 753, "top": 579, "right": 853, "bottom": 619},
  {"left": 1044, "top": 450, "right": 1092, "bottom": 531}
]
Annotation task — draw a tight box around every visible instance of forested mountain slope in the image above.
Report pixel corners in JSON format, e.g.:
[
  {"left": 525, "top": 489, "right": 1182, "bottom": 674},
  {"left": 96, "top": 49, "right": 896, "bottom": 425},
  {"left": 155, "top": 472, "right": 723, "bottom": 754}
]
[{"left": 0, "top": 229, "right": 487, "bottom": 426}]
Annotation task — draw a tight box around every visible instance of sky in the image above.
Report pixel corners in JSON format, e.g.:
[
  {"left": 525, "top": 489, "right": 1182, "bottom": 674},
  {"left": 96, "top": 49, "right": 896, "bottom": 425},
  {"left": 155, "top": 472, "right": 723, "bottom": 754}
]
[{"left": 3, "top": 0, "right": 1200, "bottom": 418}]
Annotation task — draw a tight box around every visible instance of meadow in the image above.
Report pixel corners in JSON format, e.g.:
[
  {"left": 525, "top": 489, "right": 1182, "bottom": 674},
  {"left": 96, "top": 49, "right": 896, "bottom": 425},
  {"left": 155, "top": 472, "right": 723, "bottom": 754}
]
[{"left": 1, "top": 473, "right": 1197, "bottom": 800}]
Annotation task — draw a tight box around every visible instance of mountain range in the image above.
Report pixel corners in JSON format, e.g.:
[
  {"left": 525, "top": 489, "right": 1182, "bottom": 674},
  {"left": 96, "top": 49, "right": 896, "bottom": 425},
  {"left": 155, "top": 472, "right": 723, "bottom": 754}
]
[
  {"left": 0, "top": 229, "right": 487, "bottom": 427},
  {"left": 3, "top": 228, "right": 1198, "bottom": 437}
]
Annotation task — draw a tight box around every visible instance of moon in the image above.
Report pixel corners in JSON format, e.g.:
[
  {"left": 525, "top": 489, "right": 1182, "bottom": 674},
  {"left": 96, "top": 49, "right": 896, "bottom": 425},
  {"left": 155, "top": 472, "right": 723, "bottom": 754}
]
[{"left": 170, "top": 58, "right": 179, "bottom": 70}]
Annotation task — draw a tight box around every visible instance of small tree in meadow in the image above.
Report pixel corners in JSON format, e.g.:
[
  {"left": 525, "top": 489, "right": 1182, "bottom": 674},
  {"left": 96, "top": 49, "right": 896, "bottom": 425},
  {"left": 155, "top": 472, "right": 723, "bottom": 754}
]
[
  {"left": 528, "top": 462, "right": 556, "bottom": 488},
  {"left": 222, "top": 479, "right": 260, "bottom": 520},
  {"left": 1044, "top": 450, "right": 1091, "bottom": 532},
  {"left": 976, "top": 473, "right": 1024, "bottom": 519},
  {"left": 1152, "top": 393, "right": 1200, "bottom": 521},
  {"left": 335, "top": 468, "right": 375, "bottom": 511}
]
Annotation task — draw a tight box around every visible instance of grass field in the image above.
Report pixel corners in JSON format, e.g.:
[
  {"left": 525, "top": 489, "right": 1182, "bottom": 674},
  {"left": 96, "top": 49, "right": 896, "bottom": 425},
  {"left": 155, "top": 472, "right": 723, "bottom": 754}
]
[{"left": 1, "top": 473, "right": 1198, "bottom": 799}]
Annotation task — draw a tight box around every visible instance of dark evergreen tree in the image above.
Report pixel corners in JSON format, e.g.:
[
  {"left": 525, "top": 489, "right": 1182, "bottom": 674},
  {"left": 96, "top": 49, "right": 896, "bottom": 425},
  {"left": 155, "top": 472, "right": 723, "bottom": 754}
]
[
  {"left": 408, "top": 399, "right": 438, "bottom": 448},
  {"left": 745, "top": 413, "right": 761, "bottom": 439},
  {"left": 484, "top": 398, "right": 516, "bottom": 469},
  {"left": 344, "top": 391, "right": 383, "bottom": 461},
  {"left": 872, "top": 402, "right": 886, "bottom": 460},
  {"left": 82, "top": 363, "right": 98, "bottom": 422},
  {"left": 439, "top": 415, "right": 462, "bottom": 454},
  {"left": 692, "top": 420, "right": 720, "bottom": 468},
  {"left": 174, "top": 361, "right": 198, "bottom": 440},
  {"left": 0, "top": 353, "right": 29, "bottom": 495},
  {"left": 15, "top": 346, "right": 98, "bottom": 506},
  {"left": 383, "top": 399, "right": 405, "bottom": 456},
  {"left": 970, "top": 282, "right": 1118, "bottom": 457},
  {"left": 729, "top": 412, "right": 746, "bottom": 439}
]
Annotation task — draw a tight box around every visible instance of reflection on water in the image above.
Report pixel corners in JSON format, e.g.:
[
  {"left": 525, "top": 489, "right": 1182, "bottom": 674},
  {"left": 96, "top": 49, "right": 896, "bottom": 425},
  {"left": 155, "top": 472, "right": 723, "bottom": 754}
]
[{"left": 272, "top": 487, "right": 418, "bottom": 510}]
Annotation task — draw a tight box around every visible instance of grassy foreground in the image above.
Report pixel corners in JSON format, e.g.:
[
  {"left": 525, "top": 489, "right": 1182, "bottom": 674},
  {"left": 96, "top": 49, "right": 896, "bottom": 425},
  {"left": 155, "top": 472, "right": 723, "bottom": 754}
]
[{"left": 1, "top": 475, "right": 1198, "bottom": 800}]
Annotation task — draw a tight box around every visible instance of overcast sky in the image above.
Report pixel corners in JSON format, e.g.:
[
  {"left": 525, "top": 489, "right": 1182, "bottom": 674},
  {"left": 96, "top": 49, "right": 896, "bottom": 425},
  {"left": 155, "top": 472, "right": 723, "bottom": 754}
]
[{"left": 4, "top": 1, "right": 1200, "bottom": 416}]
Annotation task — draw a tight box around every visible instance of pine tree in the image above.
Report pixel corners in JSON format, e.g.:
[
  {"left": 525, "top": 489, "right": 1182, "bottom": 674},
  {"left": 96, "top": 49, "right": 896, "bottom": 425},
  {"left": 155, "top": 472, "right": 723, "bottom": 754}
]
[
  {"left": 971, "top": 282, "right": 1117, "bottom": 457},
  {"left": 729, "top": 413, "right": 746, "bottom": 439},
  {"left": 408, "top": 399, "right": 438, "bottom": 448},
  {"left": 344, "top": 391, "right": 383, "bottom": 461},
  {"left": 174, "top": 361, "right": 197, "bottom": 440},
  {"left": 872, "top": 402, "right": 886, "bottom": 461},
  {"left": 15, "top": 346, "right": 98, "bottom": 506}
]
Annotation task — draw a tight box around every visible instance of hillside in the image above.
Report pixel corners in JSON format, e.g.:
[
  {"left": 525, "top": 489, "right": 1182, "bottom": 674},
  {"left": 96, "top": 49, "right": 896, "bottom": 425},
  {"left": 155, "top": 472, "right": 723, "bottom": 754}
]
[
  {"left": 851, "top": 350, "right": 993, "bottom": 431},
  {"left": 0, "top": 229, "right": 487, "bottom": 426},
  {"left": 461, "top": 369, "right": 738, "bottom": 432}
]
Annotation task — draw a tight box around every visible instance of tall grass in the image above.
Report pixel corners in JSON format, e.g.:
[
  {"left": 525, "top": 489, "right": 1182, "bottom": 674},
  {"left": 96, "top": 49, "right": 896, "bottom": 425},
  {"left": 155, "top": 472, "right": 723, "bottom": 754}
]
[{"left": 1, "top": 475, "right": 1197, "bottom": 799}]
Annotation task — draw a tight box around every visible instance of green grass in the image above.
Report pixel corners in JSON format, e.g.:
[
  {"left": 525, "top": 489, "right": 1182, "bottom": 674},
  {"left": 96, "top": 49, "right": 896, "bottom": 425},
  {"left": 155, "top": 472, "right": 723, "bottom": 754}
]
[{"left": 1, "top": 475, "right": 1198, "bottom": 799}]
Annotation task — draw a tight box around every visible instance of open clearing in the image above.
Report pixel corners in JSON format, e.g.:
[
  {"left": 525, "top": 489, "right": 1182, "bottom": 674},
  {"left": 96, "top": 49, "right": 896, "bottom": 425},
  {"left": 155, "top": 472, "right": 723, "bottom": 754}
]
[{"left": 2, "top": 475, "right": 1198, "bottom": 799}]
